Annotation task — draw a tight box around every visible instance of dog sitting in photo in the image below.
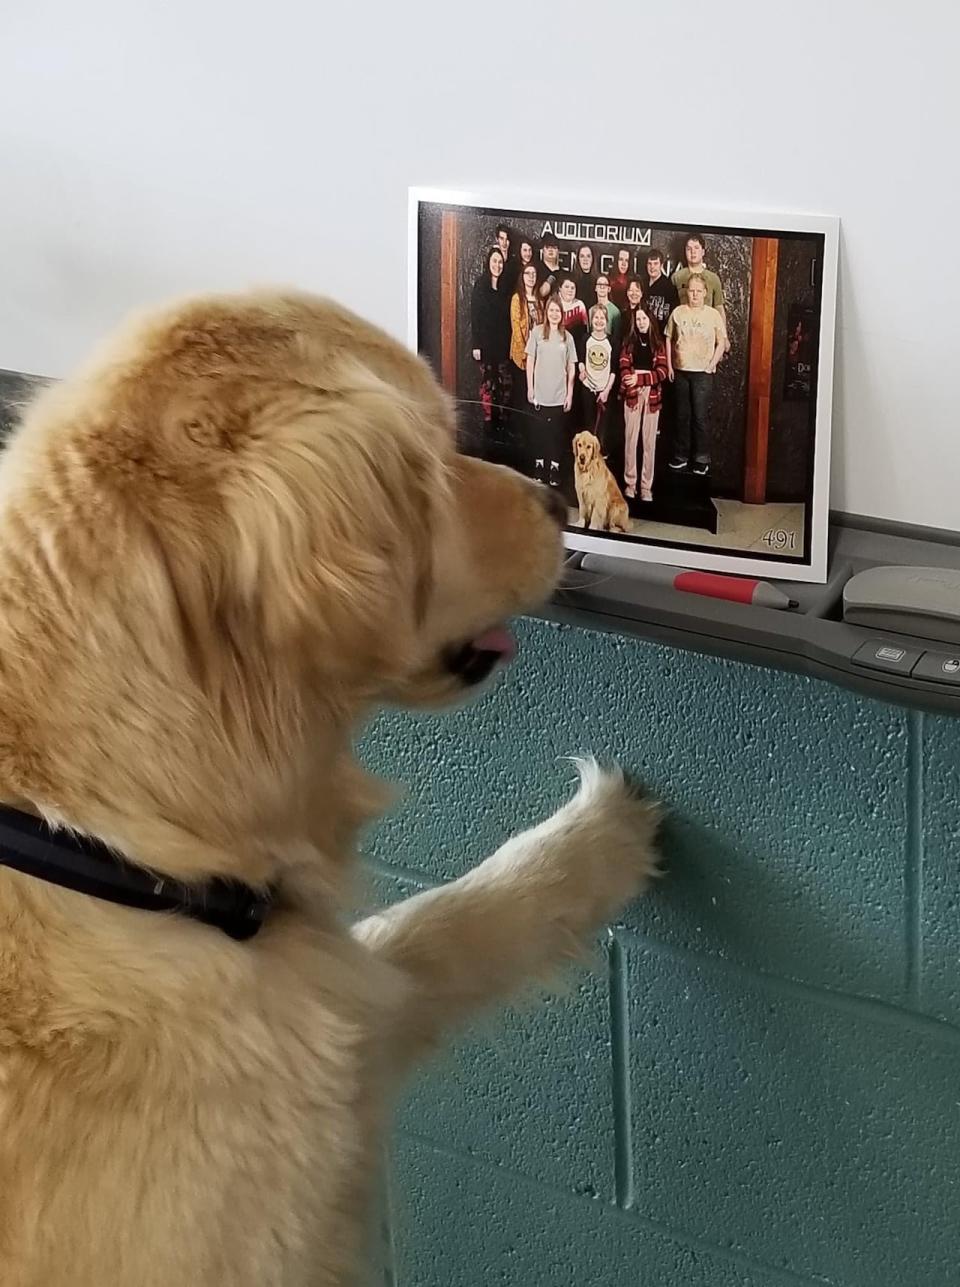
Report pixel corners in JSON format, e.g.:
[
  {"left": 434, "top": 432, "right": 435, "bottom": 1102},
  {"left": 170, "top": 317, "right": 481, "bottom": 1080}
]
[
  {"left": 0, "top": 289, "right": 663, "bottom": 1287},
  {"left": 572, "top": 429, "right": 631, "bottom": 533}
]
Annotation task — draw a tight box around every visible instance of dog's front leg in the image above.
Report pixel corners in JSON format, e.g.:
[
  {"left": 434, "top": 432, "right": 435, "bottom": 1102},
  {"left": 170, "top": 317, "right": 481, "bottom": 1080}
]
[{"left": 353, "top": 761, "right": 661, "bottom": 1071}]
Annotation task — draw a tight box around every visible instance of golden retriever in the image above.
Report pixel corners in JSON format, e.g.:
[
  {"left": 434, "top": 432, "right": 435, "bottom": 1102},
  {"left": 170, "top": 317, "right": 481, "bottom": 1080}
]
[
  {"left": 572, "top": 429, "right": 630, "bottom": 533},
  {"left": 0, "top": 290, "right": 662, "bottom": 1287}
]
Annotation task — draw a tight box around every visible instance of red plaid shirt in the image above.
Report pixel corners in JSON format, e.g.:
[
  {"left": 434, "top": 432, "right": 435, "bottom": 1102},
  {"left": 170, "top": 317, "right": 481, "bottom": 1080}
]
[{"left": 619, "top": 335, "right": 668, "bottom": 411}]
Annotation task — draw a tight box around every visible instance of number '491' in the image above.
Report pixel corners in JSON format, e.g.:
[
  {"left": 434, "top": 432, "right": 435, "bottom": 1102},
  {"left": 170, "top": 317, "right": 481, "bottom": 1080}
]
[{"left": 762, "top": 529, "right": 797, "bottom": 550}]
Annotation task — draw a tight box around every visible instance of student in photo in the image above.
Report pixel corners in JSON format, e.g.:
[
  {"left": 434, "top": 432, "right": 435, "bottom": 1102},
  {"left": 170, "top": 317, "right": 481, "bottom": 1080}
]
[
  {"left": 573, "top": 243, "right": 598, "bottom": 310},
  {"left": 619, "top": 305, "right": 668, "bottom": 501},
  {"left": 518, "top": 237, "right": 537, "bottom": 278},
  {"left": 539, "top": 234, "right": 564, "bottom": 298},
  {"left": 594, "top": 273, "right": 622, "bottom": 343},
  {"left": 623, "top": 275, "right": 644, "bottom": 330},
  {"left": 471, "top": 246, "right": 513, "bottom": 429},
  {"left": 671, "top": 232, "right": 730, "bottom": 356},
  {"left": 558, "top": 274, "right": 589, "bottom": 356},
  {"left": 609, "top": 246, "right": 633, "bottom": 311},
  {"left": 557, "top": 274, "right": 589, "bottom": 429},
  {"left": 579, "top": 304, "right": 616, "bottom": 451},
  {"left": 665, "top": 273, "right": 727, "bottom": 475},
  {"left": 642, "top": 247, "right": 679, "bottom": 331},
  {"left": 510, "top": 262, "right": 543, "bottom": 408},
  {"left": 496, "top": 222, "right": 520, "bottom": 294},
  {"left": 526, "top": 295, "right": 577, "bottom": 490}
]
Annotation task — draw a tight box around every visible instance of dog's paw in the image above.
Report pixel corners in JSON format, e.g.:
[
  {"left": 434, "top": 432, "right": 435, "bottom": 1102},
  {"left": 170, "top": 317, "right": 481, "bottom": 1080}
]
[
  {"left": 533, "top": 757, "right": 664, "bottom": 934},
  {"left": 568, "top": 755, "right": 662, "bottom": 870}
]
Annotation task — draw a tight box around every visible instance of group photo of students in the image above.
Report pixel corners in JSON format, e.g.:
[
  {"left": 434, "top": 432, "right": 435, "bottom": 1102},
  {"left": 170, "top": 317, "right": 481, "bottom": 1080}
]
[
  {"left": 415, "top": 198, "right": 826, "bottom": 559},
  {"left": 469, "top": 222, "right": 729, "bottom": 515}
]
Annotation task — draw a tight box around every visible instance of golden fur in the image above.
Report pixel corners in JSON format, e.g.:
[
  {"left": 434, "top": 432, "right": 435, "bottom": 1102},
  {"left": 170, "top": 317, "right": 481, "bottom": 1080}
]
[
  {"left": 572, "top": 429, "right": 630, "bottom": 532},
  {"left": 0, "top": 290, "right": 661, "bottom": 1286}
]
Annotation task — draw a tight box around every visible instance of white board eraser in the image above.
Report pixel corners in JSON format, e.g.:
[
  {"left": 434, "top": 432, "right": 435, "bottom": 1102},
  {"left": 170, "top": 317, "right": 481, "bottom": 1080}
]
[{"left": 842, "top": 565, "right": 960, "bottom": 644}]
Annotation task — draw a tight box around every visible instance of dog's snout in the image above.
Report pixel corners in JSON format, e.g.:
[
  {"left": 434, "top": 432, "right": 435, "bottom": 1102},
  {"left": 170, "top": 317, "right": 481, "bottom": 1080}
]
[{"left": 538, "top": 484, "right": 568, "bottom": 528}]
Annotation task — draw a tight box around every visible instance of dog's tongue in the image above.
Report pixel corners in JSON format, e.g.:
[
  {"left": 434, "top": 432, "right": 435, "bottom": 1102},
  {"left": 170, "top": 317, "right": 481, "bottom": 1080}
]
[{"left": 470, "top": 625, "right": 517, "bottom": 663}]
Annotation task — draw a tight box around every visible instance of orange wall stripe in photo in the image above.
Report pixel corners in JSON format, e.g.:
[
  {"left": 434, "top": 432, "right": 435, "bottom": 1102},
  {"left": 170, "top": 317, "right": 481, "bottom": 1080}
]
[
  {"left": 440, "top": 210, "right": 459, "bottom": 395},
  {"left": 744, "top": 236, "right": 779, "bottom": 505}
]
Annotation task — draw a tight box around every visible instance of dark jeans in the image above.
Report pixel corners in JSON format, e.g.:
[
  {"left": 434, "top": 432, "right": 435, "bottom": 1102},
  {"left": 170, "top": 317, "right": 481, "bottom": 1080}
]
[
  {"left": 532, "top": 404, "right": 569, "bottom": 486},
  {"left": 673, "top": 369, "right": 713, "bottom": 465},
  {"left": 510, "top": 363, "right": 529, "bottom": 415},
  {"left": 505, "top": 364, "right": 535, "bottom": 474},
  {"left": 581, "top": 387, "right": 609, "bottom": 452}
]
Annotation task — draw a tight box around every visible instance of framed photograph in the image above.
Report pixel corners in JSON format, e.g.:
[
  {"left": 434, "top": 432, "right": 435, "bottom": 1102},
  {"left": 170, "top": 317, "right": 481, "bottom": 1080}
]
[{"left": 409, "top": 187, "right": 839, "bottom": 582}]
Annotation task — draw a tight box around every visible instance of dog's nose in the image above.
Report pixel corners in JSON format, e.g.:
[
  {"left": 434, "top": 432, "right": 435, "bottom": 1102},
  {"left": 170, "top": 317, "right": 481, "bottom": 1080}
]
[{"left": 538, "top": 484, "right": 568, "bottom": 528}]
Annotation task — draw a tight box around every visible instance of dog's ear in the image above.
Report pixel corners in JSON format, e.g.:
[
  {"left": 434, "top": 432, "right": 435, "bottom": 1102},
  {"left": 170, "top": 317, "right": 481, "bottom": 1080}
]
[{"left": 152, "top": 376, "right": 448, "bottom": 697}]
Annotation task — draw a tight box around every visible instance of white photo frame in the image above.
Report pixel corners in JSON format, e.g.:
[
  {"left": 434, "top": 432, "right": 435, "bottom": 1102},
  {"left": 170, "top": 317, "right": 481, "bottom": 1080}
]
[{"left": 408, "top": 186, "right": 839, "bottom": 583}]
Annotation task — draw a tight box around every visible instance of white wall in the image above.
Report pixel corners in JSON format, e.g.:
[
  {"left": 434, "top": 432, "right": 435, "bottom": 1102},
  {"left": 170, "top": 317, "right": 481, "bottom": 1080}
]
[{"left": 0, "top": 0, "right": 955, "bottom": 528}]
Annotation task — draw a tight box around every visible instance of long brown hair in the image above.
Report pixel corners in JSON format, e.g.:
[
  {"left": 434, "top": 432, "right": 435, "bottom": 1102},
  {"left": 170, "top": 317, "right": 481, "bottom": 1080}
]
[
  {"left": 541, "top": 294, "right": 567, "bottom": 342},
  {"left": 515, "top": 263, "right": 543, "bottom": 324},
  {"left": 625, "top": 305, "right": 663, "bottom": 352},
  {"left": 483, "top": 245, "right": 504, "bottom": 287}
]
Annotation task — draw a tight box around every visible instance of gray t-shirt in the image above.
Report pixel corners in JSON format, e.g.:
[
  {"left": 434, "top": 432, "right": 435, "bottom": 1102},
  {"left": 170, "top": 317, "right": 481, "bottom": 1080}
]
[{"left": 526, "top": 326, "right": 577, "bottom": 407}]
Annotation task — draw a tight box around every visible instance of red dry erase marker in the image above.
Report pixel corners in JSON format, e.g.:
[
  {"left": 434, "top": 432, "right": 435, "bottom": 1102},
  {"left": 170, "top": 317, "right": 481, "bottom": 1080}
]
[
  {"left": 578, "top": 556, "right": 799, "bottom": 610},
  {"left": 671, "top": 569, "right": 799, "bottom": 610}
]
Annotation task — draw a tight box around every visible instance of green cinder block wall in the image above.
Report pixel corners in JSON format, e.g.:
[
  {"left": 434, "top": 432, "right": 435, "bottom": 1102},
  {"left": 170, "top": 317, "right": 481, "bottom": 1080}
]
[{"left": 358, "top": 617, "right": 960, "bottom": 1287}]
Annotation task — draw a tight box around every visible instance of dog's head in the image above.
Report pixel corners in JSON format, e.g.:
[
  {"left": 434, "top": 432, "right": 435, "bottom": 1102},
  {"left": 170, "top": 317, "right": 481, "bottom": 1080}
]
[
  {"left": 0, "top": 291, "right": 566, "bottom": 879},
  {"left": 573, "top": 430, "right": 601, "bottom": 473}
]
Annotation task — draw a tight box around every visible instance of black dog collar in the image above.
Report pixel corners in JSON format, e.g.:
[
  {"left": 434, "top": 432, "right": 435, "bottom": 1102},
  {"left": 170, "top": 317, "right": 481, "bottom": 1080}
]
[{"left": 0, "top": 804, "right": 273, "bottom": 941}]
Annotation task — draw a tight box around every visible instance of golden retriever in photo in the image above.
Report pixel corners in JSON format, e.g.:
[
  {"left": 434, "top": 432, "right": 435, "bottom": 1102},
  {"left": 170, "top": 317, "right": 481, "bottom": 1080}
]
[
  {"left": 572, "top": 430, "right": 630, "bottom": 533},
  {"left": 0, "top": 290, "right": 662, "bottom": 1287}
]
